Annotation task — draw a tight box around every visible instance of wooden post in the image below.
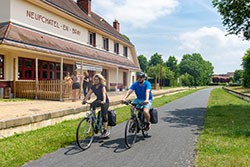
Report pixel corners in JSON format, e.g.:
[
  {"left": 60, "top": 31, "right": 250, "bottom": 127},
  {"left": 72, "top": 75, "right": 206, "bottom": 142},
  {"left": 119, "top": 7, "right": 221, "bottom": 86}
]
[
  {"left": 160, "top": 54, "right": 162, "bottom": 89},
  {"left": 116, "top": 66, "right": 119, "bottom": 91},
  {"left": 35, "top": 57, "right": 38, "bottom": 100},
  {"left": 79, "top": 61, "right": 83, "bottom": 99},
  {"left": 60, "top": 57, "right": 63, "bottom": 101},
  {"left": 13, "top": 58, "right": 16, "bottom": 98},
  {"left": 128, "top": 70, "right": 131, "bottom": 89}
]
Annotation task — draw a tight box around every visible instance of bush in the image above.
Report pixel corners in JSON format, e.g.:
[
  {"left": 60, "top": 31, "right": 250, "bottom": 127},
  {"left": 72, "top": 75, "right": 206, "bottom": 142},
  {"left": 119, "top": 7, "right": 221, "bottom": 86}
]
[{"left": 208, "top": 83, "right": 227, "bottom": 86}]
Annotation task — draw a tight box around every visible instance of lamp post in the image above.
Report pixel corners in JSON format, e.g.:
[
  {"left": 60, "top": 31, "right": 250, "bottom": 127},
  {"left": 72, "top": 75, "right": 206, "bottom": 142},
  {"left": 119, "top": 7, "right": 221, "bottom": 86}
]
[{"left": 173, "top": 62, "right": 175, "bottom": 88}]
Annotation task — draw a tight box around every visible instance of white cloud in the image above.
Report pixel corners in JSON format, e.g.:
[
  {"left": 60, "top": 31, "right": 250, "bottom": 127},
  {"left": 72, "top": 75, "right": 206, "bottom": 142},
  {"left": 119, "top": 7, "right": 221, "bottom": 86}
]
[
  {"left": 92, "top": 0, "right": 179, "bottom": 27},
  {"left": 178, "top": 27, "right": 250, "bottom": 74}
]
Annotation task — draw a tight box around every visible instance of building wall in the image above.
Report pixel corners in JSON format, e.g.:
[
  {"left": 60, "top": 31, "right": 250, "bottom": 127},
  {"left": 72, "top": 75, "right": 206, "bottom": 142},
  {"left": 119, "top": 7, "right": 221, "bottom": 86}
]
[
  {"left": 0, "top": 0, "right": 10, "bottom": 23},
  {"left": 8, "top": 0, "right": 135, "bottom": 64},
  {"left": 1, "top": 54, "right": 14, "bottom": 81}
]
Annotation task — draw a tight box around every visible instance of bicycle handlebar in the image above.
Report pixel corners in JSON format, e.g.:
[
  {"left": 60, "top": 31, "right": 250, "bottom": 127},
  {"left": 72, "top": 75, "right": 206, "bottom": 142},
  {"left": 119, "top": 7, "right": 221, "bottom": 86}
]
[
  {"left": 82, "top": 100, "right": 102, "bottom": 105},
  {"left": 123, "top": 100, "right": 144, "bottom": 106}
]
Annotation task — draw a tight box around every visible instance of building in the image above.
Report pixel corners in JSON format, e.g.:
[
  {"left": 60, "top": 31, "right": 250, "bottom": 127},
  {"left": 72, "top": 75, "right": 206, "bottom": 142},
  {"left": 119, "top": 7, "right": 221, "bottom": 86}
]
[
  {"left": 0, "top": 0, "right": 140, "bottom": 100},
  {"left": 226, "top": 72, "right": 234, "bottom": 78}
]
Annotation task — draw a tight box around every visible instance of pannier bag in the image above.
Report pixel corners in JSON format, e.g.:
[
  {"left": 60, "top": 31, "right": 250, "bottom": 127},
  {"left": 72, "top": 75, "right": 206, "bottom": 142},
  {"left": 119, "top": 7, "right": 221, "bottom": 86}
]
[
  {"left": 149, "top": 108, "right": 158, "bottom": 124},
  {"left": 108, "top": 109, "right": 117, "bottom": 126}
]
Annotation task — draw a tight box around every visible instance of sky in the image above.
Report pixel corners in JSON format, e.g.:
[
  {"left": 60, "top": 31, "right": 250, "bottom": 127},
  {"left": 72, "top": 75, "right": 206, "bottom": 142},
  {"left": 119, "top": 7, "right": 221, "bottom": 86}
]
[{"left": 89, "top": 0, "right": 250, "bottom": 74}]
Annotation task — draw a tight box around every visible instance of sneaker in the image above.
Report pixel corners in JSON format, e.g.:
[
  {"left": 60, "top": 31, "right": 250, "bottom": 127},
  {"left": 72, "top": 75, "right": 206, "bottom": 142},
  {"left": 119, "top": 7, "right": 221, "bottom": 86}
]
[
  {"left": 101, "top": 129, "right": 109, "bottom": 138},
  {"left": 145, "top": 122, "right": 151, "bottom": 131}
]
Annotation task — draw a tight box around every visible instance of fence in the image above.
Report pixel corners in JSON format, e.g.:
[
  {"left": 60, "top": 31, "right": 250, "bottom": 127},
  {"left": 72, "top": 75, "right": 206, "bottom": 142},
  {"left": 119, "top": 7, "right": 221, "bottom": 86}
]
[{"left": 16, "top": 80, "right": 73, "bottom": 100}]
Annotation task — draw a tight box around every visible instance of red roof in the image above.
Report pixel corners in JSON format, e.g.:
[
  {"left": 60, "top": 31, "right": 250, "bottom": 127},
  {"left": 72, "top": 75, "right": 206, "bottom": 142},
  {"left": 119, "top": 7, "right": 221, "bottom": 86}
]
[{"left": 227, "top": 72, "right": 234, "bottom": 76}]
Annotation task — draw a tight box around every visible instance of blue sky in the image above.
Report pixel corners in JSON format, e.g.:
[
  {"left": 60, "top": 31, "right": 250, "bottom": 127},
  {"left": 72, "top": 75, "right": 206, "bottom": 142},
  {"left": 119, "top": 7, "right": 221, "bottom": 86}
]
[{"left": 90, "top": 0, "right": 250, "bottom": 74}]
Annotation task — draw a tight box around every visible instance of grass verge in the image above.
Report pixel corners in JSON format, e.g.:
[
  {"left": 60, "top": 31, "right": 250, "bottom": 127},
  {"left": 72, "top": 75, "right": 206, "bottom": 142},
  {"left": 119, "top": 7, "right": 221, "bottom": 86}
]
[
  {"left": 227, "top": 86, "right": 250, "bottom": 95},
  {"left": 0, "top": 88, "right": 202, "bottom": 167},
  {"left": 195, "top": 88, "right": 250, "bottom": 167}
]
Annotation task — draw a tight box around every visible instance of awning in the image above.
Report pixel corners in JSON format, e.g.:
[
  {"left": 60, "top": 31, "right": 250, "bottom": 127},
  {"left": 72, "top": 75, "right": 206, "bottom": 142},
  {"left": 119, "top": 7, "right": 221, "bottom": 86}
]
[{"left": 0, "top": 23, "right": 140, "bottom": 70}]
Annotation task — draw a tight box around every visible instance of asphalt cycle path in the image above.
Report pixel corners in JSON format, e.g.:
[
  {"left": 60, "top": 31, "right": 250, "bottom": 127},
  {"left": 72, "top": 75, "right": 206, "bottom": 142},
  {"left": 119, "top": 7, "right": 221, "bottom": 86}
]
[{"left": 23, "top": 88, "right": 213, "bottom": 167}]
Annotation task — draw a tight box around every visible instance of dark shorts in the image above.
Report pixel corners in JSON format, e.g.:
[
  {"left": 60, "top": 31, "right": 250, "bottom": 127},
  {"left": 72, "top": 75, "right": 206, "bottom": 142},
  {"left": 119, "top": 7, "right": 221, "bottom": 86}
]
[{"left": 72, "top": 83, "right": 80, "bottom": 89}]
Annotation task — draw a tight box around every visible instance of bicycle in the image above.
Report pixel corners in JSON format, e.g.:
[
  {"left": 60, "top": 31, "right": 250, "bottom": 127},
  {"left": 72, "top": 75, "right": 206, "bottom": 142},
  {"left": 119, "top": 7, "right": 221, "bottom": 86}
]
[
  {"left": 123, "top": 100, "right": 149, "bottom": 148},
  {"left": 76, "top": 100, "right": 110, "bottom": 150}
]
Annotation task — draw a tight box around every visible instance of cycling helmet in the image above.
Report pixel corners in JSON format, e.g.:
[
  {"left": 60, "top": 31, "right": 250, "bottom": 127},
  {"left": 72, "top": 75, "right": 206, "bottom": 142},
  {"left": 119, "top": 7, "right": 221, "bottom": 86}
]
[{"left": 137, "top": 72, "right": 146, "bottom": 78}]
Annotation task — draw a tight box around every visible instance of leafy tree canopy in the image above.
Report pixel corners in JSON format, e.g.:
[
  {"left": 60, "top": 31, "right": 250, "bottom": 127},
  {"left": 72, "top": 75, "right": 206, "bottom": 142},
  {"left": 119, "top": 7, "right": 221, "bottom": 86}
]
[
  {"left": 137, "top": 55, "right": 148, "bottom": 72},
  {"left": 179, "top": 53, "right": 214, "bottom": 86},
  {"left": 122, "top": 34, "right": 130, "bottom": 41},
  {"left": 165, "top": 56, "right": 180, "bottom": 78},
  {"left": 233, "top": 69, "right": 244, "bottom": 82},
  {"left": 179, "top": 73, "right": 194, "bottom": 87},
  {"left": 148, "top": 53, "right": 163, "bottom": 66},
  {"left": 147, "top": 64, "right": 173, "bottom": 82},
  {"left": 165, "top": 56, "right": 177, "bottom": 71},
  {"left": 212, "top": 0, "right": 250, "bottom": 40},
  {"left": 242, "top": 49, "right": 250, "bottom": 87}
]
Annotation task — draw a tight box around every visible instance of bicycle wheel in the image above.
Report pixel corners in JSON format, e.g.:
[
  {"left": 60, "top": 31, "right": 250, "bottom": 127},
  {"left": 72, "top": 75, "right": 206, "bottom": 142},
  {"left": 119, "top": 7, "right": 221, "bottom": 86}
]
[
  {"left": 141, "top": 123, "right": 149, "bottom": 138},
  {"left": 125, "top": 117, "right": 137, "bottom": 148},
  {"left": 76, "top": 117, "right": 94, "bottom": 150},
  {"left": 141, "top": 116, "right": 149, "bottom": 138}
]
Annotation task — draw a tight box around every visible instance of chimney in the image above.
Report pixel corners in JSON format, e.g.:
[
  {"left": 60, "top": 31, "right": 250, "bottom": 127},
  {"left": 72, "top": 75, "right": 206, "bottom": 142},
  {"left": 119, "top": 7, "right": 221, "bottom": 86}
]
[
  {"left": 113, "top": 20, "right": 120, "bottom": 32},
  {"left": 77, "top": 0, "right": 91, "bottom": 16}
]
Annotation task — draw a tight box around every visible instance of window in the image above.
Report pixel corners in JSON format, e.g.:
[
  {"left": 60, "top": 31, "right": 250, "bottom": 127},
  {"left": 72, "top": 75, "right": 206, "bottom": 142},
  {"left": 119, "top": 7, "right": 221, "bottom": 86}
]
[
  {"left": 0, "top": 55, "right": 4, "bottom": 79},
  {"left": 114, "top": 42, "right": 119, "bottom": 54},
  {"left": 88, "top": 32, "right": 96, "bottom": 47},
  {"left": 123, "top": 46, "right": 128, "bottom": 57},
  {"left": 18, "top": 58, "right": 35, "bottom": 80},
  {"left": 103, "top": 37, "right": 109, "bottom": 51},
  {"left": 18, "top": 57, "right": 73, "bottom": 80}
]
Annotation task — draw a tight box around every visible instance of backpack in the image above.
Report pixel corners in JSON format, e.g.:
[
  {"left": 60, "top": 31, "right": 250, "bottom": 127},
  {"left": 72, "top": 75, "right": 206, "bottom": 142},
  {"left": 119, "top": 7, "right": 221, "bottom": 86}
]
[
  {"left": 149, "top": 108, "right": 158, "bottom": 124},
  {"left": 108, "top": 109, "right": 116, "bottom": 126}
]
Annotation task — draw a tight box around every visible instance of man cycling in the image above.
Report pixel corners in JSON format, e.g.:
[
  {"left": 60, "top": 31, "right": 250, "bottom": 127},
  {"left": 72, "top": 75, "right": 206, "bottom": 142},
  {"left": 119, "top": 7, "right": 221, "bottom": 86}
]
[{"left": 122, "top": 72, "right": 153, "bottom": 130}]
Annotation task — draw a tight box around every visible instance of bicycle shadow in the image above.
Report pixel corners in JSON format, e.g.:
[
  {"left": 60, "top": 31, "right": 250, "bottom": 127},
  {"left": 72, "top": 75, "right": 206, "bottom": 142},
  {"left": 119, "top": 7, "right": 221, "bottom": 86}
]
[
  {"left": 64, "top": 142, "right": 83, "bottom": 155},
  {"left": 64, "top": 136, "right": 105, "bottom": 155},
  {"left": 100, "top": 135, "right": 148, "bottom": 153}
]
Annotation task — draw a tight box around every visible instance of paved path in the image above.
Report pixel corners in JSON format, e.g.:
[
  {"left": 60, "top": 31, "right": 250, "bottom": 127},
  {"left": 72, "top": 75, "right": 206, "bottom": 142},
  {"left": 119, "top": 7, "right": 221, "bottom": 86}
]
[{"left": 23, "top": 88, "right": 213, "bottom": 167}]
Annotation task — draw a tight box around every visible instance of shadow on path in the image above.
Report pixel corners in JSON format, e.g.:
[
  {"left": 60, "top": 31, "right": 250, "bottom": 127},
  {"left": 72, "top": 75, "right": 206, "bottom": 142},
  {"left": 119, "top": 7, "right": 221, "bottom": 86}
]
[{"left": 161, "top": 107, "right": 206, "bottom": 134}]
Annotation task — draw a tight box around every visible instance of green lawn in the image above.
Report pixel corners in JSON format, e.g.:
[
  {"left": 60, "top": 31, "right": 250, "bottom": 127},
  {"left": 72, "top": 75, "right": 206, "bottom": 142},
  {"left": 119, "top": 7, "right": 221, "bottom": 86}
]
[
  {"left": 227, "top": 86, "right": 250, "bottom": 95},
  {"left": 195, "top": 88, "right": 250, "bottom": 167},
  {"left": 0, "top": 88, "right": 202, "bottom": 167}
]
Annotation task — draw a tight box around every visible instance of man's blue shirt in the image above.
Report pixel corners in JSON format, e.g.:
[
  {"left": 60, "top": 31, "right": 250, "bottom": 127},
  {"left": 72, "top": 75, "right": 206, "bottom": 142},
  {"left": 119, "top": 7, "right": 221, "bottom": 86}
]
[{"left": 130, "top": 80, "right": 153, "bottom": 100}]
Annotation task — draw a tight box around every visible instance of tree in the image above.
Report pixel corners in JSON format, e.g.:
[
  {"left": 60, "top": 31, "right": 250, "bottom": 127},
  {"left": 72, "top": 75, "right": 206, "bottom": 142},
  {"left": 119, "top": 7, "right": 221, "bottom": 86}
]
[
  {"left": 137, "top": 55, "right": 148, "bottom": 72},
  {"left": 122, "top": 34, "right": 130, "bottom": 41},
  {"left": 147, "top": 64, "right": 173, "bottom": 85},
  {"left": 179, "top": 73, "right": 194, "bottom": 87},
  {"left": 179, "top": 53, "right": 214, "bottom": 86},
  {"left": 233, "top": 69, "right": 244, "bottom": 82},
  {"left": 242, "top": 49, "right": 250, "bottom": 87},
  {"left": 212, "top": 0, "right": 250, "bottom": 40},
  {"left": 165, "top": 56, "right": 180, "bottom": 79},
  {"left": 148, "top": 53, "right": 163, "bottom": 66}
]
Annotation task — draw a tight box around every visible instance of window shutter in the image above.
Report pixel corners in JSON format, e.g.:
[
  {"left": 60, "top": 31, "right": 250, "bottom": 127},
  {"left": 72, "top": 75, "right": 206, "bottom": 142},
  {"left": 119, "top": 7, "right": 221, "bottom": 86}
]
[
  {"left": 107, "top": 39, "right": 109, "bottom": 51},
  {"left": 93, "top": 33, "right": 96, "bottom": 47}
]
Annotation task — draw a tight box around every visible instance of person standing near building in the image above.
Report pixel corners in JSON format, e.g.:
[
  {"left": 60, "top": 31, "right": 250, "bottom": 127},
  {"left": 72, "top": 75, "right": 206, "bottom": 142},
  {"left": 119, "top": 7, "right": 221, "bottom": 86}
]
[
  {"left": 71, "top": 71, "right": 80, "bottom": 102},
  {"left": 64, "top": 72, "right": 72, "bottom": 96},
  {"left": 83, "top": 71, "right": 90, "bottom": 99}
]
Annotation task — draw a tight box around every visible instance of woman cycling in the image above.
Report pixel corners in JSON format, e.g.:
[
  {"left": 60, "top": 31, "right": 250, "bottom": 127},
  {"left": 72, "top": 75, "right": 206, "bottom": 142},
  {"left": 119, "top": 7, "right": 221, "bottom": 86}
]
[{"left": 82, "top": 73, "right": 110, "bottom": 138}]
